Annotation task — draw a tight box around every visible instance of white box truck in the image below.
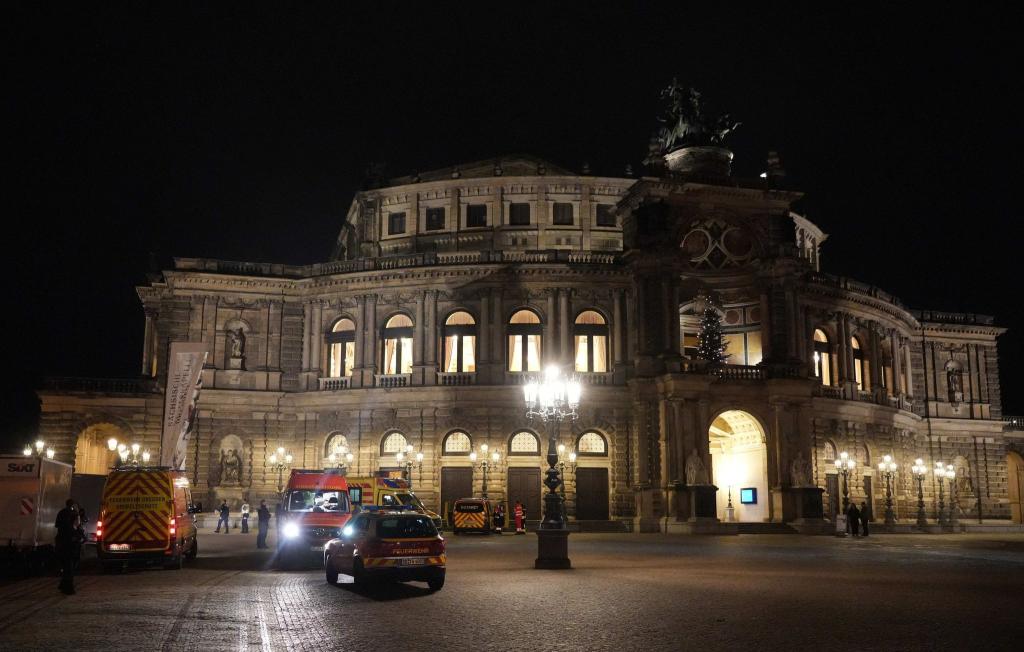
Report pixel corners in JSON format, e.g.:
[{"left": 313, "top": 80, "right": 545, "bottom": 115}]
[{"left": 0, "top": 456, "right": 73, "bottom": 572}]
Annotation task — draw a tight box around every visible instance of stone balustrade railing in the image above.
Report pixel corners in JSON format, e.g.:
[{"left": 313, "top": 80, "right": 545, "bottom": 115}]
[
  {"left": 375, "top": 373, "right": 411, "bottom": 388},
  {"left": 437, "top": 372, "right": 476, "bottom": 386},
  {"left": 1003, "top": 416, "right": 1024, "bottom": 430},
  {"left": 318, "top": 377, "right": 351, "bottom": 390}
]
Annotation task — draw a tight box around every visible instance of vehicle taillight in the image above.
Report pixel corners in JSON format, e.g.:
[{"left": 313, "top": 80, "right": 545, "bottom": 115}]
[
  {"left": 95, "top": 520, "right": 103, "bottom": 540},
  {"left": 170, "top": 517, "right": 176, "bottom": 536}
]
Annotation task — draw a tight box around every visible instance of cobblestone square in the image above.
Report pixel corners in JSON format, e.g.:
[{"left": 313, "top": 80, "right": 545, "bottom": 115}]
[{"left": 2, "top": 531, "right": 1022, "bottom": 651}]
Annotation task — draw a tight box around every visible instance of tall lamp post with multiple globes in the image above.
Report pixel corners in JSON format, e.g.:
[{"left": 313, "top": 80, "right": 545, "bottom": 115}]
[
  {"left": 396, "top": 445, "right": 424, "bottom": 488},
  {"left": 834, "top": 451, "right": 857, "bottom": 512},
  {"left": 470, "top": 444, "right": 502, "bottom": 499},
  {"left": 268, "top": 447, "right": 293, "bottom": 493},
  {"left": 523, "top": 365, "right": 581, "bottom": 570},
  {"left": 945, "top": 463, "right": 958, "bottom": 528},
  {"left": 911, "top": 458, "right": 929, "bottom": 528},
  {"left": 326, "top": 447, "right": 354, "bottom": 472},
  {"left": 877, "top": 454, "right": 898, "bottom": 526},
  {"left": 934, "top": 461, "right": 949, "bottom": 526},
  {"left": 106, "top": 438, "right": 150, "bottom": 467},
  {"left": 23, "top": 439, "right": 55, "bottom": 460}
]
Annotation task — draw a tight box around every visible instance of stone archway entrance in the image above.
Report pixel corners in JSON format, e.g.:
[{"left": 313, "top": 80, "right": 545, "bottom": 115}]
[
  {"left": 1008, "top": 451, "right": 1024, "bottom": 524},
  {"left": 709, "top": 410, "right": 768, "bottom": 522},
  {"left": 74, "top": 423, "right": 129, "bottom": 475}
]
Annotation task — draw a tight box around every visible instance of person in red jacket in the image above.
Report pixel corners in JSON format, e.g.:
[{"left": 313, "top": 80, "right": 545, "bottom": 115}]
[{"left": 514, "top": 501, "right": 525, "bottom": 534}]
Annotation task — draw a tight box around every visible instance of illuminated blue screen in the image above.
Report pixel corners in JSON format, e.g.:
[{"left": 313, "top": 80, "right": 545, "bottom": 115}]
[{"left": 739, "top": 488, "right": 757, "bottom": 504}]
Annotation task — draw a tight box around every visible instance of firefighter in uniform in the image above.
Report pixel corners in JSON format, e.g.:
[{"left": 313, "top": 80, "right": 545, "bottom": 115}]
[
  {"left": 493, "top": 502, "right": 505, "bottom": 534},
  {"left": 514, "top": 501, "right": 525, "bottom": 534}
]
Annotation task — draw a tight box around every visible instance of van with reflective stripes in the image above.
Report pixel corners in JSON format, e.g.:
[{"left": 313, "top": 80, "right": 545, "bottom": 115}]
[
  {"left": 452, "top": 497, "right": 494, "bottom": 534},
  {"left": 97, "top": 467, "right": 198, "bottom": 571}
]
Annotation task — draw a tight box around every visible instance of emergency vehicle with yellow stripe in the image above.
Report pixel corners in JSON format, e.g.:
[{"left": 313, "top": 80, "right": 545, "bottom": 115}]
[
  {"left": 324, "top": 509, "right": 445, "bottom": 591},
  {"left": 97, "top": 467, "right": 198, "bottom": 571},
  {"left": 277, "top": 468, "right": 352, "bottom": 567},
  {"left": 346, "top": 474, "right": 443, "bottom": 530},
  {"left": 452, "top": 497, "right": 495, "bottom": 534}
]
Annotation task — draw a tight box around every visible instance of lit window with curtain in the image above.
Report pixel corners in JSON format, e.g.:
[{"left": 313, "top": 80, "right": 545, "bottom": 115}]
[
  {"left": 573, "top": 310, "right": 608, "bottom": 372},
  {"left": 813, "top": 329, "right": 832, "bottom": 386},
  {"left": 442, "top": 311, "right": 476, "bottom": 372},
  {"left": 382, "top": 314, "right": 414, "bottom": 374},
  {"left": 851, "top": 336, "right": 866, "bottom": 390},
  {"left": 507, "top": 309, "right": 542, "bottom": 372},
  {"left": 326, "top": 318, "right": 356, "bottom": 377}
]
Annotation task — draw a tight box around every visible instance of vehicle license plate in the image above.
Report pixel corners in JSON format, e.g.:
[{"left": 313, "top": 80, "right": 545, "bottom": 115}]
[
  {"left": 310, "top": 545, "right": 324, "bottom": 552},
  {"left": 108, "top": 543, "right": 130, "bottom": 551},
  {"left": 401, "top": 557, "right": 426, "bottom": 566}
]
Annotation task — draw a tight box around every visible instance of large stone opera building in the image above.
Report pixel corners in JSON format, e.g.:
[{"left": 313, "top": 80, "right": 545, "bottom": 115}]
[{"left": 39, "top": 116, "right": 1024, "bottom": 531}]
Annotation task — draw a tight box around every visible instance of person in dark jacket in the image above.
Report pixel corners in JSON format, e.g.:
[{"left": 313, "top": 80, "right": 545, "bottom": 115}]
[
  {"left": 493, "top": 503, "right": 505, "bottom": 534},
  {"left": 847, "top": 503, "right": 861, "bottom": 537},
  {"left": 215, "top": 501, "right": 230, "bottom": 533},
  {"left": 55, "top": 499, "right": 81, "bottom": 594},
  {"left": 859, "top": 501, "right": 870, "bottom": 537},
  {"left": 256, "top": 500, "right": 271, "bottom": 548}
]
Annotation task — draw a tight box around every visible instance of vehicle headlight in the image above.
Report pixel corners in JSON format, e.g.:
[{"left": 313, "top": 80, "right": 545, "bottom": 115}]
[
  {"left": 341, "top": 525, "right": 354, "bottom": 537},
  {"left": 283, "top": 522, "right": 301, "bottom": 539}
]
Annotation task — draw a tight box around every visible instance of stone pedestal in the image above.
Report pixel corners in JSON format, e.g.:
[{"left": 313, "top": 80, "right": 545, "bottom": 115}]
[
  {"left": 227, "top": 356, "right": 244, "bottom": 370},
  {"left": 663, "top": 146, "right": 733, "bottom": 176},
  {"left": 211, "top": 485, "right": 245, "bottom": 511},
  {"left": 668, "top": 484, "right": 737, "bottom": 534},
  {"left": 535, "top": 529, "right": 571, "bottom": 569},
  {"left": 782, "top": 486, "right": 830, "bottom": 534}
]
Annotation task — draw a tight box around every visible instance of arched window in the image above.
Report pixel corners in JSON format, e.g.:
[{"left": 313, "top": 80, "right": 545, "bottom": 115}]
[
  {"left": 325, "top": 433, "right": 349, "bottom": 457},
  {"left": 442, "top": 430, "right": 472, "bottom": 455},
  {"left": 327, "top": 318, "right": 356, "bottom": 377},
  {"left": 576, "top": 431, "right": 608, "bottom": 456},
  {"left": 443, "top": 311, "right": 477, "bottom": 373},
  {"left": 509, "top": 431, "right": 540, "bottom": 455},
  {"left": 380, "top": 431, "right": 409, "bottom": 456},
  {"left": 823, "top": 440, "right": 837, "bottom": 463},
  {"left": 574, "top": 311, "right": 608, "bottom": 373},
  {"left": 382, "top": 314, "right": 414, "bottom": 375},
  {"left": 813, "top": 329, "right": 832, "bottom": 386},
  {"left": 508, "top": 309, "right": 542, "bottom": 372},
  {"left": 851, "top": 336, "right": 866, "bottom": 390}
]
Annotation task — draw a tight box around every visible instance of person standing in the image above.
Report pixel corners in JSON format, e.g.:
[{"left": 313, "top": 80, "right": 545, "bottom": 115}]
[
  {"left": 859, "top": 501, "right": 870, "bottom": 537},
  {"left": 256, "top": 500, "right": 271, "bottom": 549},
  {"left": 240, "top": 502, "right": 250, "bottom": 534},
  {"left": 493, "top": 502, "right": 505, "bottom": 534},
  {"left": 55, "top": 499, "right": 81, "bottom": 595},
  {"left": 847, "top": 502, "right": 861, "bottom": 537},
  {"left": 513, "top": 501, "right": 524, "bottom": 534},
  {"left": 215, "top": 500, "right": 230, "bottom": 533}
]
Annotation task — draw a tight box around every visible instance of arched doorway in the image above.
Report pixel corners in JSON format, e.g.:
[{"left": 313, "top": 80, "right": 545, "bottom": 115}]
[
  {"left": 1008, "top": 451, "right": 1024, "bottom": 524},
  {"left": 709, "top": 410, "right": 768, "bottom": 522},
  {"left": 74, "top": 423, "right": 129, "bottom": 474}
]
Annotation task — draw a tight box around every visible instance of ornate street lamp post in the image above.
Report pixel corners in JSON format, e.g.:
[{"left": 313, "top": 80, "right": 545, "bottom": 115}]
[
  {"left": 877, "top": 454, "right": 898, "bottom": 526},
  {"left": 524, "top": 365, "right": 581, "bottom": 569},
  {"left": 945, "top": 463, "right": 958, "bottom": 528},
  {"left": 396, "top": 445, "right": 424, "bottom": 489},
  {"left": 470, "top": 444, "right": 502, "bottom": 499},
  {"left": 326, "top": 445, "right": 354, "bottom": 472},
  {"left": 834, "top": 451, "right": 857, "bottom": 513},
  {"left": 268, "top": 447, "right": 293, "bottom": 493},
  {"left": 911, "top": 458, "right": 928, "bottom": 528},
  {"left": 934, "top": 462, "right": 948, "bottom": 526},
  {"left": 24, "top": 439, "right": 56, "bottom": 460},
  {"left": 106, "top": 438, "right": 149, "bottom": 467}
]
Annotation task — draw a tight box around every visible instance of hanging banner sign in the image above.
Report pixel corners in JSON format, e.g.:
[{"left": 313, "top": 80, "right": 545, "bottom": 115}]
[{"left": 160, "top": 342, "right": 208, "bottom": 469}]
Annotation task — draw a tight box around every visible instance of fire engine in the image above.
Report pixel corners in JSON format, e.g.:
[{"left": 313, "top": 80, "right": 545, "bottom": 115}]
[{"left": 276, "top": 468, "right": 352, "bottom": 566}]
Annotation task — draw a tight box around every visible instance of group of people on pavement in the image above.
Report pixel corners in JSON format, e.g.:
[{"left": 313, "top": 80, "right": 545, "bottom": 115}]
[
  {"left": 845, "top": 501, "right": 871, "bottom": 537},
  {"left": 213, "top": 499, "right": 273, "bottom": 548}
]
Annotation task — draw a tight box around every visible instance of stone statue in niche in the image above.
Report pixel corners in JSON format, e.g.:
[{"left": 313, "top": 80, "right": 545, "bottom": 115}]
[
  {"left": 947, "top": 366, "right": 963, "bottom": 404},
  {"left": 789, "top": 451, "right": 814, "bottom": 487},
  {"left": 220, "top": 448, "right": 242, "bottom": 485},
  {"left": 685, "top": 448, "right": 709, "bottom": 486},
  {"left": 228, "top": 328, "right": 246, "bottom": 358}
]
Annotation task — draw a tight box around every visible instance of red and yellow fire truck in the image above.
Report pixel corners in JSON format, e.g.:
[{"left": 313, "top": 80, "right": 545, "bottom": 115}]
[{"left": 276, "top": 468, "right": 352, "bottom": 566}]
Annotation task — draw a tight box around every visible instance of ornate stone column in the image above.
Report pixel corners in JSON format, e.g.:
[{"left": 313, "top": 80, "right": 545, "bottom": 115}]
[
  {"left": 310, "top": 302, "right": 323, "bottom": 373},
  {"left": 559, "top": 288, "right": 570, "bottom": 367},
  {"left": 301, "top": 302, "right": 312, "bottom": 372},
  {"left": 424, "top": 290, "right": 438, "bottom": 385},
  {"left": 546, "top": 289, "right": 557, "bottom": 365},
  {"left": 890, "top": 328, "right": 903, "bottom": 396},
  {"left": 479, "top": 291, "right": 490, "bottom": 364}
]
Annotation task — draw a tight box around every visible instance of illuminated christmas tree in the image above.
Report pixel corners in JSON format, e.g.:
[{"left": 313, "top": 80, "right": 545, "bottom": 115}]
[{"left": 696, "top": 297, "right": 729, "bottom": 365}]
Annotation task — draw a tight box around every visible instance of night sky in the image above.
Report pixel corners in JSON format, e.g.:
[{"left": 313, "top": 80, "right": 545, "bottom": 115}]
[{"left": 3, "top": 5, "right": 1022, "bottom": 450}]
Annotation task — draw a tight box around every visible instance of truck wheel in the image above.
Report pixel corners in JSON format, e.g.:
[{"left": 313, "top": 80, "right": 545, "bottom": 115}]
[
  {"left": 427, "top": 573, "right": 445, "bottom": 592},
  {"left": 165, "top": 545, "right": 184, "bottom": 570},
  {"left": 325, "top": 557, "right": 339, "bottom": 585},
  {"left": 185, "top": 538, "right": 198, "bottom": 560}
]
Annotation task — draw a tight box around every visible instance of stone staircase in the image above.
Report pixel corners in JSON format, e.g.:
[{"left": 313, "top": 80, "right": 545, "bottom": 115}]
[{"left": 735, "top": 522, "right": 799, "bottom": 534}]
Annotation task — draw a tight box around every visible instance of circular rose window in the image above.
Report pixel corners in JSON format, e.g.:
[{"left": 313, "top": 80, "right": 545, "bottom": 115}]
[
  {"left": 681, "top": 230, "right": 711, "bottom": 258},
  {"left": 722, "top": 228, "right": 753, "bottom": 258}
]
